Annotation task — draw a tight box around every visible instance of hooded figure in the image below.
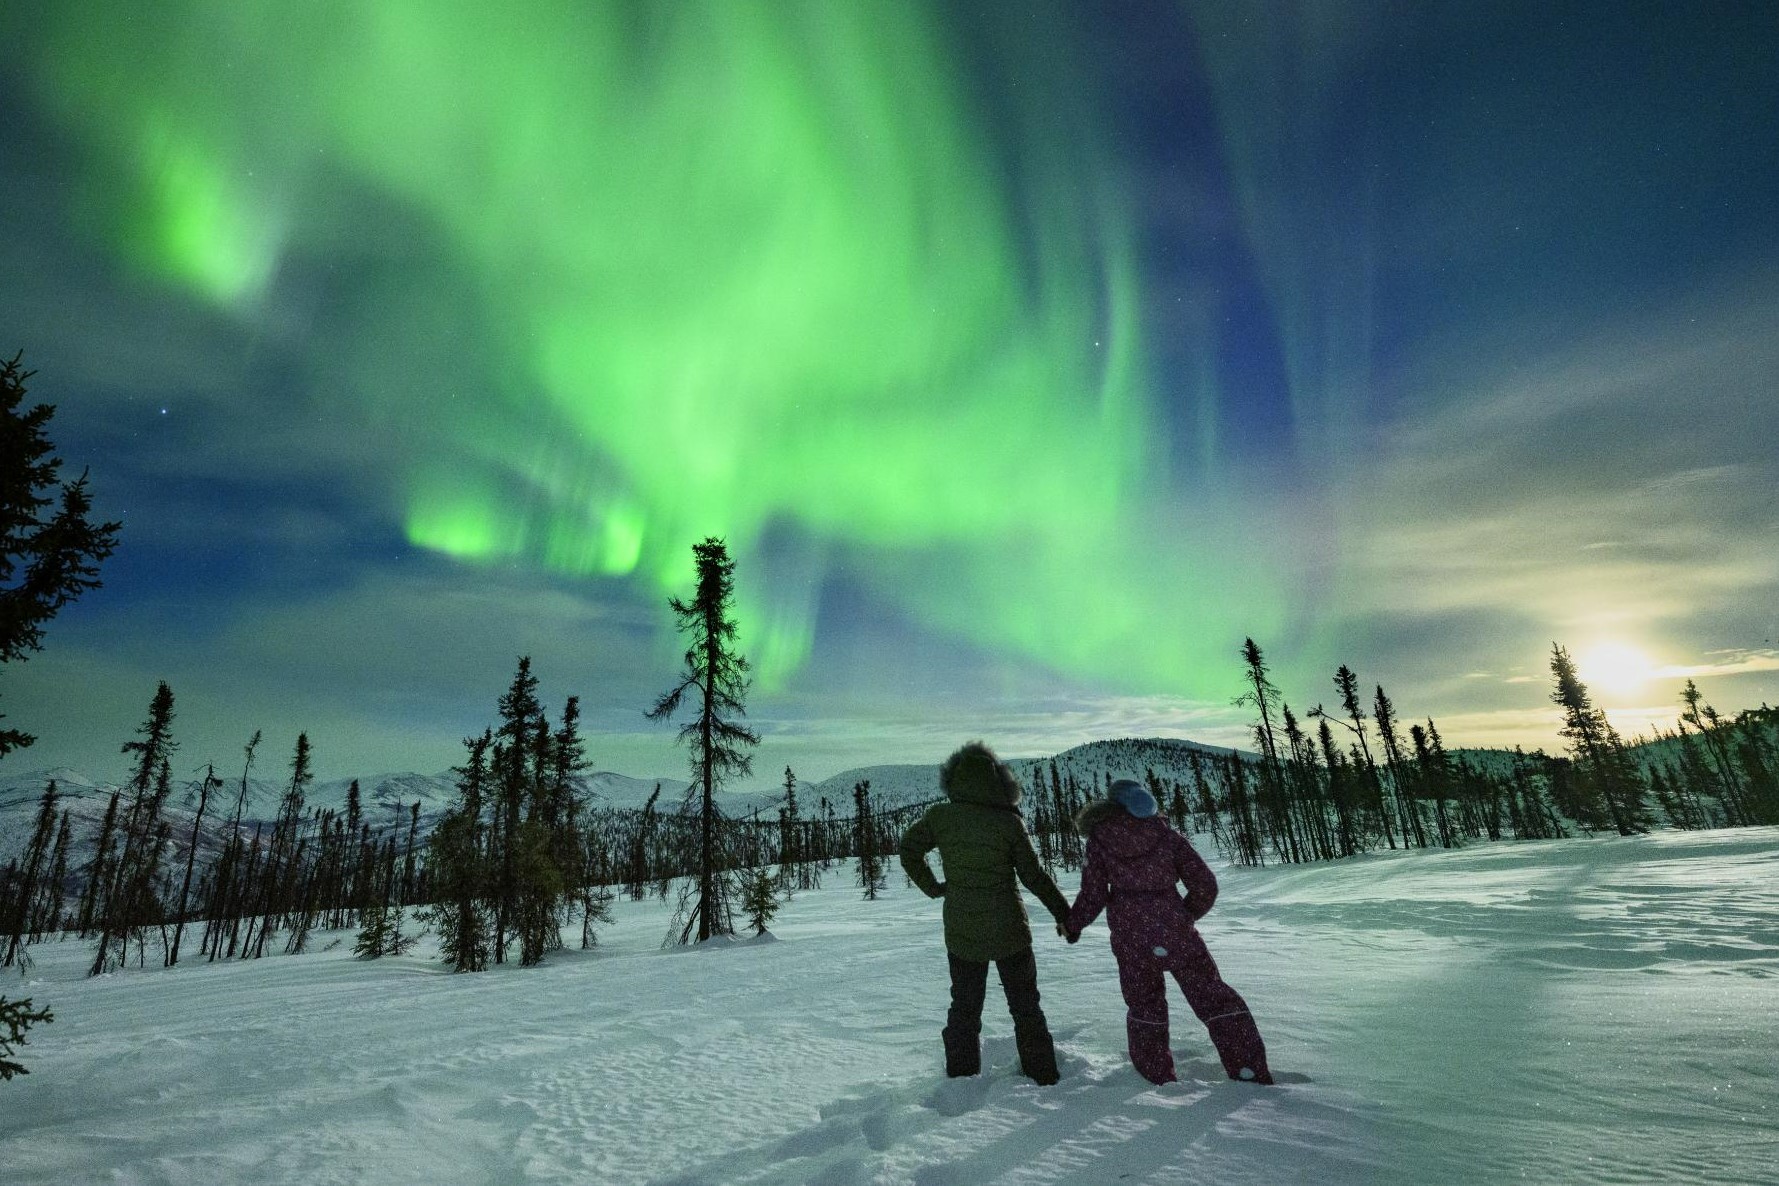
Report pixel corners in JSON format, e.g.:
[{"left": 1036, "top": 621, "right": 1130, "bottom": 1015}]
[
  {"left": 1066, "top": 778, "right": 1273, "bottom": 1086},
  {"left": 900, "top": 741, "right": 1071, "bottom": 1084}
]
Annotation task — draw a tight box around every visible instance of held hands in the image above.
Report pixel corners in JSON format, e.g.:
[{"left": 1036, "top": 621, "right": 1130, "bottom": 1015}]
[{"left": 1055, "top": 921, "right": 1080, "bottom": 945}]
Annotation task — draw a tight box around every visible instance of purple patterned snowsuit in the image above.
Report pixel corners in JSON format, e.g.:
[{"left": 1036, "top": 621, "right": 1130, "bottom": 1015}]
[{"left": 1066, "top": 807, "right": 1272, "bottom": 1085}]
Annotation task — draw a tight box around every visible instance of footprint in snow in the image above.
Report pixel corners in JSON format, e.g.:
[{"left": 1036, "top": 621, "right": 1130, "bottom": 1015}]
[{"left": 921, "top": 1075, "right": 991, "bottom": 1118}]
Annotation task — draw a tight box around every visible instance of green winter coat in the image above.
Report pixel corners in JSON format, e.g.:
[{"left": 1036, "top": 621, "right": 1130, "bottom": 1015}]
[{"left": 900, "top": 742, "right": 1071, "bottom": 962}]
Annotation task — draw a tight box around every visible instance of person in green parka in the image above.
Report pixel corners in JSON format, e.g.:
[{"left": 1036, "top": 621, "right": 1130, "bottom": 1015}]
[{"left": 900, "top": 741, "right": 1072, "bottom": 1084}]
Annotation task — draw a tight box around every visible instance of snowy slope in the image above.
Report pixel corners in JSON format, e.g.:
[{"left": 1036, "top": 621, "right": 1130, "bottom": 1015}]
[
  {"left": 796, "top": 737, "right": 1249, "bottom": 815},
  {"left": 802, "top": 763, "right": 942, "bottom": 812},
  {"left": 0, "top": 767, "right": 123, "bottom": 864},
  {"left": 3, "top": 827, "right": 1774, "bottom": 1184}
]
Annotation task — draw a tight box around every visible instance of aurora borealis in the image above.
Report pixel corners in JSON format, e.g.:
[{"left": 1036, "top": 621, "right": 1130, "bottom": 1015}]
[{"left": 3, "top": 2, "right": 1776, "bottom": 782}]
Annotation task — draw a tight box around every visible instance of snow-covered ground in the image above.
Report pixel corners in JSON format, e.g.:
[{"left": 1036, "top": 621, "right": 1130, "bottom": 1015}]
[{"left": 3, "top": 828, "right": 1775, "bottom": 1185}]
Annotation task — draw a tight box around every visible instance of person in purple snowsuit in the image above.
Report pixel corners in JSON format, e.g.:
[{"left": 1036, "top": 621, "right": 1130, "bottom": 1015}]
[{"left": 1064, "top": 778, "right": 1273, "bottom": 1086}]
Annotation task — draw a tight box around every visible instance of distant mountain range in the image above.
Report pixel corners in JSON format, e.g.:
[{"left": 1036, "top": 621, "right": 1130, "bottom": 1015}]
[{"left": 0, "top": 736, "right": 1248, "bottom": 866}]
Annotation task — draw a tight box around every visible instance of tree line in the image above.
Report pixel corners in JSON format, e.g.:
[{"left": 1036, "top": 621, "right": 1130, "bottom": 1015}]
[
  {"left": 1149, "top": 638, "right": 1779, "bottom": 869},
  {"left": 8, "top": 637, "right": 1779, "bottom": 984},
  {"left": 6, "top": 638, "right": 1778, "bottom": 986},
  {"left": 0, "top": 682, "right": 430, "bottom": 978},
  {"left": 0, "top": 677, "right": 930, "bottom": 976}
]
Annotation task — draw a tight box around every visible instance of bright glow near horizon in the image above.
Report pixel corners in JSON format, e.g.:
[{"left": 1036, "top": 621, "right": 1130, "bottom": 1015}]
[{"left": 1577, "top": 641, "right": 1657, "bottom": 698}]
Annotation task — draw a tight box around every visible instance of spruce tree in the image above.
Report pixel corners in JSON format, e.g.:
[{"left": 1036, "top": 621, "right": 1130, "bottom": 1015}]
[
  {"left": 1734, "top": 720, "right": 1779, "bottom": 825},
  {"left": 353, "top": 906, "right": 390, "bottom": 957},
  {"left": 430, "top": 730, "right": 492, "bottom": 971},
  {"left": 853, "top": 780, "right": 885, "bottom": 898},
  {"left": 505, "top": 696, "right": 591, "bottom": 964},
  {"left": 339, "top": 777, "right": 363, "bottom": 926},
  {"left": 0, "top": 351, "right": 121, "bottom": 757},
  {"left": 401, "top": 801, "right": 422, "bottom": 906},
  {"left": 628, "top": 786, "right": 661, "bottom": 901},
  {"left": 1372, "top": 686, "right": 1427, "bottom": 848},
  {"left": 647, "top": 538, "right": 759, "bottom": 943},
  {"left": 1648, "top": 767, "right": 1689, "bottom": 829},
  {"left": 1188, "top": 750, "right": 1223, "bottom": 846},
  {"left": 1317, "top": 718, "right": 1361, "bottom": 857},
  {"left": 92, "top": 684, "right": 177, "bottom": 975},
  {"left": 1280, "top": 704, "right": 1330, "bottom": 861},
  {"left": 205, "top": 730, "right": 260, "bottom": 961},
  {"left": 2, "top": 780, "right": 59, "bottom": 968},
  {"left": 779, "top": 766, "right": 809, "bottom": 890},
  {"left": 1222, "top": 752, "right": 1263, "bottom": 866},
  {"left": 491, "top": 657, "right": 542, "bottom": 963},
  {"left": 1679, "top": 681, "right": 1750, "bottom": 825},
  {"left": 1549, "top": 644, "right": 1648, "bottom": 835},
  {"left": 248, "top": 733, "right": 314, "bottom": 958},
  {"left": 579, "top": 837, "right": 615, "bottom": 950},
  {"left": 356, "top": 806, "right": 417, "bottom": 959},
  {"left": 739, "top": 866, "right": 784, "bottom": 936},
  {"left": 1237, "top": 638, "right": 1284, "bottom": 767},
  {"left": 0, "top": 994, "right": 53, "bottom": 1080},
  {"left": 1237, "top": 641, "right": 1304, "bottom": 862},
  {"left": 76, "top": 793, "right": 119, "bottom": 938},
  {"left": 551, "top": 697, "right": 600, "bottom": 950},
  {"left": 167, "top": 764, "right": 222, "bottom": 967},
  {"left": 513, "top": 812, "right": 563, "bottom": 966},
  {"left": 1335, "top": 664, "right": 1395, "bottom": 849},
  {"left": 1413, "top": 719, "right": 1457, "bottom": 849},
  {"left": 1505, "top": 748, "right": 1550, "bottom": 839},
  {"left": 36, "top": 810, "right": 72, "bottom": 939},
  {"left": 1674, "top": 732, "right": 1724, "bottom": 826}
]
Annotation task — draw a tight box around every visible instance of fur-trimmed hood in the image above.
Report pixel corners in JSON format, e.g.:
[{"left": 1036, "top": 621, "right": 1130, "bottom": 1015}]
[
  {"left": 1074, "top": 797, "right": 1170, "bottom": 863},
  {"left": 1074, "top": 797, "right": 1128, "bottom": 838},
  {"left": 940, "top": 741, "right": 1023, "bottom": 808}
]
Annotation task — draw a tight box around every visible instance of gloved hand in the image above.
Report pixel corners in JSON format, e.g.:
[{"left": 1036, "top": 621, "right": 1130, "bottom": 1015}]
[{"left": 1056, "top": 921, "right": 1079, "bottom": 944}]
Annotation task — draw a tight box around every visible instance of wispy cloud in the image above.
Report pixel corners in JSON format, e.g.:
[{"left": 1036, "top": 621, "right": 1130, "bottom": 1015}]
[
  {"left": 1431, "top": 703, "right": 1683, "bottom": 751},
  {"left": 1652, "top": 649, "right": 1779, "bottom": 680},
  {"left": 1341, "top": 267, "right": 1779, "bottom": 634},
  {"left": 1279, "top": 267, "right": 1779, "bottom": 751}
]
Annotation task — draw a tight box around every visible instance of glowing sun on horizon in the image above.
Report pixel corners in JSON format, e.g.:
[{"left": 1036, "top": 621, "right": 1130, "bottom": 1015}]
[{"left": 1577, "top": 642, "right": 1657, "bottom": 696}]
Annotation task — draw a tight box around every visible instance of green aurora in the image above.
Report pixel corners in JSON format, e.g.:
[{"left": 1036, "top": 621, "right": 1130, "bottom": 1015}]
[{"left": 16, "top": 0, "right": 1286, "bottom": 696}]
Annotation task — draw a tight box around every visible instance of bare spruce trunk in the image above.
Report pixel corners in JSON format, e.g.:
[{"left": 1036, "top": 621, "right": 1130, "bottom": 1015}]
[
  {"left": 699, "top": 623, "right": 717, "bottom": 942},
  {"left": 167, "top": 768, "right": 218, "bottom": 967}
]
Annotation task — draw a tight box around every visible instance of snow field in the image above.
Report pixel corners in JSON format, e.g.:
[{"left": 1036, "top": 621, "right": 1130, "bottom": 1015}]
[{"left": 2, "top": 827, "right": 1775, "bottom": 1185}]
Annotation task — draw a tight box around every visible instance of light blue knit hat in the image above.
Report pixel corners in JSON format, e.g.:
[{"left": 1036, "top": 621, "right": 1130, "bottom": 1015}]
[{"left": 1109, "top": 778, "right": 1157, "bottom": 818}]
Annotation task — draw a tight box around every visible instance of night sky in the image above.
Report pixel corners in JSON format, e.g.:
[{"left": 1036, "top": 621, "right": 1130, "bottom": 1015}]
[{"left": 3, "top": 1, "right": 1776, "bottom": 785}]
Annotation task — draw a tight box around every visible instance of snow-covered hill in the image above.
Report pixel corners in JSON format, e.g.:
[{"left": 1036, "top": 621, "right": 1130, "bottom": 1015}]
[
  {"left": 790, "top": 737, "right": 1250, "bottom": 816},
  {"left": 0, "top": 767, "right": 121, "bottom": 864},
  {"left": 3, "top": 827, "right": 1774, "bottom": 1184}
]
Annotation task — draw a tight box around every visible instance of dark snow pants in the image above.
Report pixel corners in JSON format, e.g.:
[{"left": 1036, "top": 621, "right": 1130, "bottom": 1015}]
[
  {"left": 1115, "top": 926, "right": 1270, "bottom": 1085},
  {"left": 944, "top": 947, "right": 1059, "bottom": 1084}
]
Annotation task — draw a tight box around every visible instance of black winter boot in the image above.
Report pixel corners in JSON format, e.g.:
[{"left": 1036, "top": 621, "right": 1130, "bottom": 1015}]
[
  {"left": 942, "top": 1026, "right": 981, "bottom": 1078},
  {"left": 1015, "top": 1023, "right": 1060, "bottom": 1086}
]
